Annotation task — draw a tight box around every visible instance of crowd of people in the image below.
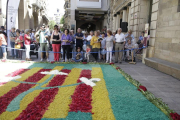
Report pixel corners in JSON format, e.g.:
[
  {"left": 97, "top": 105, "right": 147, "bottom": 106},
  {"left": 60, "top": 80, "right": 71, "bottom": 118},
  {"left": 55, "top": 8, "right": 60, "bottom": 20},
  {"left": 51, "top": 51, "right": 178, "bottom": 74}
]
[{"left": 0, "top": 25, "right": 148, "bottom": 63}]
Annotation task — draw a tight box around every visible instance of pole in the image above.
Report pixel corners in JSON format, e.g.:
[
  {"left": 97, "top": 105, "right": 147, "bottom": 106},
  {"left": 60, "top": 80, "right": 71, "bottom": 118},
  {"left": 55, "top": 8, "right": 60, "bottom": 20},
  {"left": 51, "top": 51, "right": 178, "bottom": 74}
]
[{"left": 6, "top": 0, "right": 9, "bottom": 34}]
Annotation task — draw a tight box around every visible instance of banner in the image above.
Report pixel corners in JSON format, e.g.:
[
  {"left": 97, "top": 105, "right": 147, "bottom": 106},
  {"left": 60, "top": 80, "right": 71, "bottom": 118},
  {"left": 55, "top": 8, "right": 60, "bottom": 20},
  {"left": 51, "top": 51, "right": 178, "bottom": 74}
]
[{"left": 7, "top": 0, "right": 20, "bottom": 51}]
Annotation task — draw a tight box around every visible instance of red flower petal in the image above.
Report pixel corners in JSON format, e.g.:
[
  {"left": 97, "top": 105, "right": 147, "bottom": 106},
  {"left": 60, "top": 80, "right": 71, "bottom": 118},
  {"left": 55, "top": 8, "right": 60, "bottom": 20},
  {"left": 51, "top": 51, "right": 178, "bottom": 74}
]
[
  {"left": 109, "top": 62, "right": 114, "bottom": 65},
  {"left": 69, "top": 70, "right": 93, "bottom": 113},
  {"left": 116, "top": 67, "right": 121, "bottom": 70},
  {"left": 138, "top": 85, "right": 147, "bottom": 91},
  {"left": 15, "top": 69, "right": 71, "bottom": 120}
]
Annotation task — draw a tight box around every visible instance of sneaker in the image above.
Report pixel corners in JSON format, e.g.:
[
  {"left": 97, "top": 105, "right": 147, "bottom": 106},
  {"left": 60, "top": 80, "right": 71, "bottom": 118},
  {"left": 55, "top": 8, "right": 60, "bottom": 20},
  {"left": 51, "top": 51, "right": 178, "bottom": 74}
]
[
  {"left": 40, "top": 59, "right": 43, "bottom": 61},
  {"left": 46, "top": 58, "right": 49, "bottom": 62}
]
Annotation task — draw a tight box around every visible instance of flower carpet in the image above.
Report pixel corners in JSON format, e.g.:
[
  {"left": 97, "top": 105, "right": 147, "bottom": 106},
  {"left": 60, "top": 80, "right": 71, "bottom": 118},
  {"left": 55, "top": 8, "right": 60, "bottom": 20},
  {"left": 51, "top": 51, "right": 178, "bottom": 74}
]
[{"left": 0, "top": 63, "right": 175, "bottom": 120}]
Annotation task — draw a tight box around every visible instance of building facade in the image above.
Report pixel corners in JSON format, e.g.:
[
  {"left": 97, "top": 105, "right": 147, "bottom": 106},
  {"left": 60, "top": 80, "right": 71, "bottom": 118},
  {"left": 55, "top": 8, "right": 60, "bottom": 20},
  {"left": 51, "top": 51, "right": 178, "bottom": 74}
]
[
  {"left": 64, "top": 0, "right": 110, "bottom": 32},
  {"left": 0, "top": 0, "right": 8, "bottom": 27},
  {"left": 0, "top": 0, "right": 49, "bottom": 30},
  {"left": 109, "top": 0, "right": 180, "bottom": 65}
]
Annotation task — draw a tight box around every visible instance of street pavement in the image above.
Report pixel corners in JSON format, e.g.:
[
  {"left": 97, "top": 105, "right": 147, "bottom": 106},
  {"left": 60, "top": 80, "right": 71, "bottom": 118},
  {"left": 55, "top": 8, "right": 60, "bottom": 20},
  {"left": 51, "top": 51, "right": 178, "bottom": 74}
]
[
  {"left": 0, "top": 51, "right": 180, "bottom": 114},
  {"left": 116, "top": 62, "right": 180, "bottom": 114}
]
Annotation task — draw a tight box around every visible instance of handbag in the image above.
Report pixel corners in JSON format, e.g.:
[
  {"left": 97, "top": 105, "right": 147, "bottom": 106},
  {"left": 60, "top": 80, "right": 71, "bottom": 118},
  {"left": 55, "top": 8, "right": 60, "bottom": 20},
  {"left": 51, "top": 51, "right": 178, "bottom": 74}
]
[{"left": 15, "top": 44, "right": 21, "bottom": 49}]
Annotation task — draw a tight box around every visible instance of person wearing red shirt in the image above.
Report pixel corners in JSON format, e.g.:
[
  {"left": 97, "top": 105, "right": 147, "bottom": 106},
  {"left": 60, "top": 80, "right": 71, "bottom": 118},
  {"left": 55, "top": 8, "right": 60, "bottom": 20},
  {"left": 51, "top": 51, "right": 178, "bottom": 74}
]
[{"left": 24, "top": 29, "right": 32, "bottom": 61}]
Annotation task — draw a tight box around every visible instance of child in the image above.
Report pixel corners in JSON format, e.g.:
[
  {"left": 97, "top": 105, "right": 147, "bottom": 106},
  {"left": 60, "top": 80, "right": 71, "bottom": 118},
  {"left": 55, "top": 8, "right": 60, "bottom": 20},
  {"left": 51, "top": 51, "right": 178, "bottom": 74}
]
[
  {"left": 72, "top": 47, "right": 83, "bottom": 62},
  {"left": 85, "top": 45, "right": 91, "bottom": 62}
]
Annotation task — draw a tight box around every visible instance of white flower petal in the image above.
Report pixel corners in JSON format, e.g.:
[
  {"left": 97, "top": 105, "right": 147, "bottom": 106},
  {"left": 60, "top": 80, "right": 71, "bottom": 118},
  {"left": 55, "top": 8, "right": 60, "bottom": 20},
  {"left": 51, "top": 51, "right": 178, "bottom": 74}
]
[
  {"left": 80, "top": 77, "right": 96, "bottom": 87},
  {"left": 90, "top": 78, "right": 101, "bottom": 82},
  {"left": 0, "top": 75, "right": 22, "bottom": 82},
  {"left": 41, "top": 70, "right": 68, "bottom": 75}
]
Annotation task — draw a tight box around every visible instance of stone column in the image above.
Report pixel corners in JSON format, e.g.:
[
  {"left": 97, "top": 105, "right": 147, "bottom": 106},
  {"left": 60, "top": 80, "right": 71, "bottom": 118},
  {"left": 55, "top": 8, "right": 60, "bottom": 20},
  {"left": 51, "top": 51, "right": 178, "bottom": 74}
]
[
  {"left": 113, "top": 14, "right": 117, "bottom": 32},
  {"left": 15, "top": 10, "right": 19, "bottom": 29},
  {"left": 128, "top": 6, "right": 131, "bottom": 30},
  {"left": 146, "top": 0, "right": 159, "bottom": 59},
  {"left": 116, "top": 12, "right": 120, "bottom": 30},
  {"left": 70, "top": 10, "right": 76, "bottom": 31},
  {"left": 122, "top": 10, "right": 127, "bottom": 22}
]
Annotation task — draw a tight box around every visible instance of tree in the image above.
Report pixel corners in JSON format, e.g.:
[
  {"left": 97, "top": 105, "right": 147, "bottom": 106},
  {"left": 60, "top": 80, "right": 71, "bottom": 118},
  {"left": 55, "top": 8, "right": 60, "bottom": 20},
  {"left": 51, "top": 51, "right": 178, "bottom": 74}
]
[
  {"left": 48, "top": 20, "right": 56, "bottom": 30},
  {"left": 60, "top": 16, "right": 64, "bottom": 24}
]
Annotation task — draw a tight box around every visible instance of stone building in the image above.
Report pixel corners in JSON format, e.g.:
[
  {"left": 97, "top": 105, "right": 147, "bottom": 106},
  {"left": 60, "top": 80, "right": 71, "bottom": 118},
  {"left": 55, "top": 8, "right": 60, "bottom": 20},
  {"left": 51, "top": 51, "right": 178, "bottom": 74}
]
[
  {"left": 64, "top": 0, "right": 110, "bottom": 32},
  {"left": 0, "top": 0, "right": 49, "bottom": 30},
  {"left": 110, "top": 0, "right": 180, "bottom": 79},
  {"left": 0, "top": 0, "right": 8, "bottom": 27}
]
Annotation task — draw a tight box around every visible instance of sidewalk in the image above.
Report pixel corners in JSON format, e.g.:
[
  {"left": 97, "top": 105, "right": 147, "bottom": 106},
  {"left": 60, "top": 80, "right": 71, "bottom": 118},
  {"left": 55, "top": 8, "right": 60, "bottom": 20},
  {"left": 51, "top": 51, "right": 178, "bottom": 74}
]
[{"left": 116, "top": 62, "right": 180, "bottom": 114}]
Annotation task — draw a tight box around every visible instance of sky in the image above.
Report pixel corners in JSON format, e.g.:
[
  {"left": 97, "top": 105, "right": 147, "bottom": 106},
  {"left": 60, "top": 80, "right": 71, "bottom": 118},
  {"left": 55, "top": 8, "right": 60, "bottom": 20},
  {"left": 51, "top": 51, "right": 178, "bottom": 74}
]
[{"left": 47, "top": 0, "right": 65, "bottom": 18}]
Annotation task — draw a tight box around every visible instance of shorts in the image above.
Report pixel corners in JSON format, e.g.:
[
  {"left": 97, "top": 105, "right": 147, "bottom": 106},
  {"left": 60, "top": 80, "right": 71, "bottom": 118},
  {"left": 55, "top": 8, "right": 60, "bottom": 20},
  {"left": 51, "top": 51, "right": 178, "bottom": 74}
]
[
  {"left": 40, "top": 43, "right": 48, "bottom": 52},
  {"left": 1, "top": 45, "right": 7, "bottom": 53}
]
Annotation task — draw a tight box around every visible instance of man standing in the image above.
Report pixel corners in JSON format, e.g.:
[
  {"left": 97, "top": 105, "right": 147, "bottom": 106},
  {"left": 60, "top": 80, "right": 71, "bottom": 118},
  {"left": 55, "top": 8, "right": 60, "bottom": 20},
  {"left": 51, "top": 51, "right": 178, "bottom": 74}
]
[
  {"left": 39, "top": 26, "right": 49, "bottom": 61},
  {"left": 115, "top": 28, "right": 126, "bottom": 63},
  {"left": 75, "top": 28, "right": 83, "bottom": 50},
  {"left": 9, "top": 27, "right": 17, "bottom": 59}
]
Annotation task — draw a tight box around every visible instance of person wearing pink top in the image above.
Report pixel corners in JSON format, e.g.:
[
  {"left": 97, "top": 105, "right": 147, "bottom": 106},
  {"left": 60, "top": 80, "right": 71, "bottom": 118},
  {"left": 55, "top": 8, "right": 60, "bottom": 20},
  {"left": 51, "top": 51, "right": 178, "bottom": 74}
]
[
  {"left": 0, "top": 30, "right": 7, "bottom": 60},
  {"left": 24, "top": 29, "right": 32, "bottom": 61},
  {"left": 15, "top": 29, "right": 24, "bottom": 60}
]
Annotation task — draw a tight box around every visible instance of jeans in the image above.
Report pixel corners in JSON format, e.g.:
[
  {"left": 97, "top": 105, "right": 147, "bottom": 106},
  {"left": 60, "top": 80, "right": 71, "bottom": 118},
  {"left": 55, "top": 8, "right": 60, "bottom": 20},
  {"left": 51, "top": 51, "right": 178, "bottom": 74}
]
[
  {"left": 0, "top": 46, "right": 3, "bottom": 58},
  {"left": 72, "top": 58, "right": 83, "bottom": 62},
  {"left": 62, "top": 45, "right": 70, "bottom": 60},
  {"left": 52, "top": 44, "right": 61, "bottom": 61},
  {"left": 10, "top": 41, "right": 16, "bottom": 57},
  {"left": 18, "top": 47, "right": 23, "bottom": 59},
  {"left": 1, "top": 45, "right": 7, "bottom": 53}
]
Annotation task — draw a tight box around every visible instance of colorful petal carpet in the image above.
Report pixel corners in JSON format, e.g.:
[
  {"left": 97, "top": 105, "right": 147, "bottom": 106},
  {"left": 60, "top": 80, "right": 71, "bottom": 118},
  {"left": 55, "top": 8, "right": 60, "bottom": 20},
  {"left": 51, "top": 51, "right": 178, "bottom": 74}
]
[{"left": 0, "top": 62, "right": 178, "bottom": 120}]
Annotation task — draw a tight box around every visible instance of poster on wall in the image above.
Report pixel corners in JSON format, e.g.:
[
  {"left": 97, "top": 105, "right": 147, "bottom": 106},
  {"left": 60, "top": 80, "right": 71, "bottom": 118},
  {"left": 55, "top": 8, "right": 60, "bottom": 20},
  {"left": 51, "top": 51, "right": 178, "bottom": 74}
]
[
  {"left": 7, "top": 0, "right": 20, "bottom": 51},
  {"left": 71, "top": 24, "right": 75, "bottom": 30}
]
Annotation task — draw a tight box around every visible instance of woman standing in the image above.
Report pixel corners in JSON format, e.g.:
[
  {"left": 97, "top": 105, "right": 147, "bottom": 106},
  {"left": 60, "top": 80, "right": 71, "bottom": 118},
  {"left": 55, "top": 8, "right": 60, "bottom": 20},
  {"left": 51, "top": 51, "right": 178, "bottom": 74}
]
[
  {"left": 90, "top": 31, "right": 101, "bottom": 62},
  {"left": 61, "top": 29, "right": 71, "bottom": 62},
  {"left": 0, "top": 30, "right": 7, "bottom": 61},
  {"left": 15, "top": 29, "right": 24, "bottom": 60},
  {"left": 24, "top": 29, "right": 32, "bottom": 61},
  {"left": 106, "top": 30, "right": 114, "bottom": 63},
  {"left": 51, "top": 25, "right": 61, "bottom": 62}
]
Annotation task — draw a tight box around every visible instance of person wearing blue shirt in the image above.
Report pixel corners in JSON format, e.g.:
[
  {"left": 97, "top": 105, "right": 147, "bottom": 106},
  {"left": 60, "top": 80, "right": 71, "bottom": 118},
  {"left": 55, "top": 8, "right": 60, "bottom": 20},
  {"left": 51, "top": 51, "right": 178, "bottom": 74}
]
[
  {"left": 75, "top": 28, "right": 83, "bottom": 51},
  {"left": 137, "top": 31, "right": 145, "bottom": 44}
]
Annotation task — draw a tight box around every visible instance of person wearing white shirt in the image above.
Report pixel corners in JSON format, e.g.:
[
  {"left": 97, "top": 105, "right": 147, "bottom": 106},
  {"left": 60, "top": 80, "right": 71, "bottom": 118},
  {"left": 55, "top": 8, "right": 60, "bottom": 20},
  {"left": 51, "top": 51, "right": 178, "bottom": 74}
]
[
  {"left": 87, "top": 31, "right": 93, "bottom": 45},
  {"left": 114, "top": 28, "right": 126, "bottom": 63}
]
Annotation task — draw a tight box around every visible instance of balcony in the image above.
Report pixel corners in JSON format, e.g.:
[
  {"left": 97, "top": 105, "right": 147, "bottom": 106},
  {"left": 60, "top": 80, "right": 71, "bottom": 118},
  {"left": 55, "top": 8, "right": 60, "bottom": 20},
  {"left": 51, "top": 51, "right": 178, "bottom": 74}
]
[
  {"left": 76, "top": 0, "right": 101, "bottom": 8},
  {"left": 31, "top": 0, "right": 42, "bottom": 9}
]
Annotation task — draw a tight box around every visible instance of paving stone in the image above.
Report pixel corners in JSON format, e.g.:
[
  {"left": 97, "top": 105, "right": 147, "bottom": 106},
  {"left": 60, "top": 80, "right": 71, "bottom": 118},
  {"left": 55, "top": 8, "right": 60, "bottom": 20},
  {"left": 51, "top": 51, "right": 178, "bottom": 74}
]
[
  {"left": 176, "top": 111, "right": 180, "bottom": 114},
  {"left": 172, "top": 98, "right": 180, "bottom": 104}
]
